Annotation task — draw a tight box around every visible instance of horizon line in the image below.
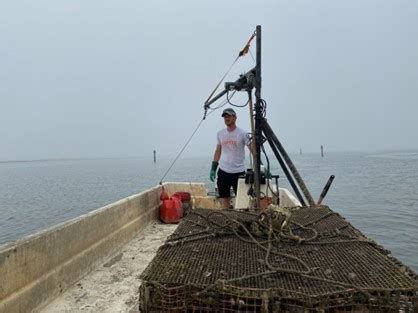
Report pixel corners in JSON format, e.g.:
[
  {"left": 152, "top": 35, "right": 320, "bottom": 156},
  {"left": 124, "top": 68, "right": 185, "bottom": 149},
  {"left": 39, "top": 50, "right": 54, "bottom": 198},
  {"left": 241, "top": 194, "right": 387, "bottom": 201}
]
[{"left": 1, "top": 148, "right": 418, "bottom": 164}]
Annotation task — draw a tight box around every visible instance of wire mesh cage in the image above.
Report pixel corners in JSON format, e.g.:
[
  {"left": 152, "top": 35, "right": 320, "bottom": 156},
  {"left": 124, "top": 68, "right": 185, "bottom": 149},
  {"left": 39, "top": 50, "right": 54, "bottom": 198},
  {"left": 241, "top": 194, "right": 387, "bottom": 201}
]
[{"left": 139, "top": 207, "right": 417, "bottom": 312}]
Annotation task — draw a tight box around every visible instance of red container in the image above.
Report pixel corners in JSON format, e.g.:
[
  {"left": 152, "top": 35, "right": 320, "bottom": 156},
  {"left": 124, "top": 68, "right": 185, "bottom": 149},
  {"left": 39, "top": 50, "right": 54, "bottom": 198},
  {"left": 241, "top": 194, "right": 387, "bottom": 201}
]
[
  {"left": 172, "top": 192, "right": 191, "bottom": 202},
  {"left": 172, "top": 192, "right": 191, "bottom": 216},
  {"left": 171, "top": 195, "right": 184, "bottom": 218},
  {"left": 160, "top": 198, "right": 183, "bottom": 223}
]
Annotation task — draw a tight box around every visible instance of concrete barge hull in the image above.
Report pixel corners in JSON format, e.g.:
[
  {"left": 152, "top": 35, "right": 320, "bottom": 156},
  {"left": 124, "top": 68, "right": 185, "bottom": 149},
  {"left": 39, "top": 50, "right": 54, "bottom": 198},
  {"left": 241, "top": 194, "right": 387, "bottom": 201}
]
[{"left": 0, "top": 182, "right": 207, "bottom": 312}]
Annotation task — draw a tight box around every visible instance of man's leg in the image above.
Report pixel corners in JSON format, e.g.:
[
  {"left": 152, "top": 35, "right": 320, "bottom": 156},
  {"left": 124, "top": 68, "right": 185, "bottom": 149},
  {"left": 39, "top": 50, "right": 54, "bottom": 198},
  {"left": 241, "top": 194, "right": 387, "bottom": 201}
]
[{"left": 217, "top": 169, "right": 232, "bottom": 209}]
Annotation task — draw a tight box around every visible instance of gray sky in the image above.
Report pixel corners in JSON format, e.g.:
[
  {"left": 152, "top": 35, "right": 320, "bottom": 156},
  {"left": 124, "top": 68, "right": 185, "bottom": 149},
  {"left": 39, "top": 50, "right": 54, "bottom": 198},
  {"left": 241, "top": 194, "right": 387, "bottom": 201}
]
[{"left": 1, "top": 0, "right": 417, "bottom": 160}]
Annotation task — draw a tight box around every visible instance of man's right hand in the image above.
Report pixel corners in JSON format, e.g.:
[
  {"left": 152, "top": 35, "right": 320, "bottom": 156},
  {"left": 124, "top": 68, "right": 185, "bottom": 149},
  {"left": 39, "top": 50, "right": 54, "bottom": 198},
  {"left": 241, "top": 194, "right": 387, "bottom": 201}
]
[{"left": 209, "top": 161, "right": 218, "bottom": 182}]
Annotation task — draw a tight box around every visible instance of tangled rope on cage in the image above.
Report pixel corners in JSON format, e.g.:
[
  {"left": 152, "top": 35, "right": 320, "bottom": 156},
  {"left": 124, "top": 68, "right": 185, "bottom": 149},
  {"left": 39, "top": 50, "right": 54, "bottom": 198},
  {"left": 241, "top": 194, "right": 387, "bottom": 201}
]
[{"left": 163, "top": 209, "right": 375, "bottom": 299}]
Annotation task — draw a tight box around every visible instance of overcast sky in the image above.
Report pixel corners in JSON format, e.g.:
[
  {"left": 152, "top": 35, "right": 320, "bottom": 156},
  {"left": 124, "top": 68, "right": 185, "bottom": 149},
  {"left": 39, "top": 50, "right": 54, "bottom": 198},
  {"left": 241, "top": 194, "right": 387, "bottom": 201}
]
[{"left": 1, "top": 0, "right": 417, "bottom": 160}]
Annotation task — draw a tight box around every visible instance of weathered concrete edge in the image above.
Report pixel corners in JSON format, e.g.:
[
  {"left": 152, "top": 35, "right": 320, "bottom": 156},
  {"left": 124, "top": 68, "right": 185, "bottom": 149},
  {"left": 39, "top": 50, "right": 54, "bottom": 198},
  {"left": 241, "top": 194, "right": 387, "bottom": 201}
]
[
  {"left": 0, "top": 186, "right": 161, "bottom": 302},
  {"left": 0, "top": 182, "right": 208, "bottom": 313},
  {"left": 0, "top": 206, "right": 158, "bottom": 313}
]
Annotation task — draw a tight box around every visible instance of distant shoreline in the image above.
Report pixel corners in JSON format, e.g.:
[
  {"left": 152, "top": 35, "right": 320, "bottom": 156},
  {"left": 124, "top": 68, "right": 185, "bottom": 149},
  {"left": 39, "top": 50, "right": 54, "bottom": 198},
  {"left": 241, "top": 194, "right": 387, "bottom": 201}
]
[
  {"left": 0, "top": 157, "right": 142, "bottom": 164},
  {"left": 1, "top": 149, "right": 418, "bottom": 164}
]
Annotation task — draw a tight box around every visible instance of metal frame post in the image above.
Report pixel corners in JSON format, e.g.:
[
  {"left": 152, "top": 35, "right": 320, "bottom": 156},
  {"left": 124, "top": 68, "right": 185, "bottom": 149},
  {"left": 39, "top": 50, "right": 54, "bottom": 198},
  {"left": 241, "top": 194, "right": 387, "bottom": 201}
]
[
  {"left": 262, "top": 120, "right": 316, "bottom": 207},
  {"left": 254, "top": 25, "right": 262, "bottom": 209}
]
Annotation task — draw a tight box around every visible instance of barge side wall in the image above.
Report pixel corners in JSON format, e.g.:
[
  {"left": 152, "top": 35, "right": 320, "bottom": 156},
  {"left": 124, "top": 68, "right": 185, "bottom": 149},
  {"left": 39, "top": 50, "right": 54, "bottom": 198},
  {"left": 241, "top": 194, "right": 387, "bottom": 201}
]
[{"left": 0, "top": 182, "right": 207, "bottom": 312}]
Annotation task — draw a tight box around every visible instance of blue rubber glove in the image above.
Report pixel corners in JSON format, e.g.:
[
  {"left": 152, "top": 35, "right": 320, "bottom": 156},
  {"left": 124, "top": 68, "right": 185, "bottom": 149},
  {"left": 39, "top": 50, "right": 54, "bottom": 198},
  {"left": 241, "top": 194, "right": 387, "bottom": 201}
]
[{"left": 209, "top": 161, "right": 218, "bottom": 182}]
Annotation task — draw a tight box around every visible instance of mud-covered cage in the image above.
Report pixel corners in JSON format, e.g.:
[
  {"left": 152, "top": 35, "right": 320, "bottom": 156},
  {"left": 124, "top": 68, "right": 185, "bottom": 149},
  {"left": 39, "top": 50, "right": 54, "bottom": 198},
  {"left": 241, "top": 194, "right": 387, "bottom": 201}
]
[{"left": 139, "top": 208, "right": 418, "bottom": 312}]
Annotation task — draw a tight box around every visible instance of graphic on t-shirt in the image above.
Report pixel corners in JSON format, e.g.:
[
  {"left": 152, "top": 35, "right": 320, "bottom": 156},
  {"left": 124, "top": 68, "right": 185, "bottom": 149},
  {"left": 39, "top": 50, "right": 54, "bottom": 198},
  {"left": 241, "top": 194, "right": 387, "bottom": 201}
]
[{"left": 222, "top": 139, "right": 238, "bottom": 150}]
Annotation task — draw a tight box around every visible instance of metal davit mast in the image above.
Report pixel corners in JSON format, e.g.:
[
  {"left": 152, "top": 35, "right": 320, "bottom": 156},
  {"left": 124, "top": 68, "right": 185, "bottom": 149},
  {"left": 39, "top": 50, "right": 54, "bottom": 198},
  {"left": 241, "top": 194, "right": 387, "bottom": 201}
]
[
  {"left": 205, "top": 25, "right": 315, "bottom": 209},
  {"left": 254, "top": 25, "right": 262, "bottom": 209}
]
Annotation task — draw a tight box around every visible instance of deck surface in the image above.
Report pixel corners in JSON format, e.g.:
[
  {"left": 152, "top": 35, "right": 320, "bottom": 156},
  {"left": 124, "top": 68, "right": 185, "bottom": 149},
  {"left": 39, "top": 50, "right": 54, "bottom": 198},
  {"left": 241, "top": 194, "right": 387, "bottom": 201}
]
[{"left": 42, "top": 222, "right": 177, "bottom": 313}]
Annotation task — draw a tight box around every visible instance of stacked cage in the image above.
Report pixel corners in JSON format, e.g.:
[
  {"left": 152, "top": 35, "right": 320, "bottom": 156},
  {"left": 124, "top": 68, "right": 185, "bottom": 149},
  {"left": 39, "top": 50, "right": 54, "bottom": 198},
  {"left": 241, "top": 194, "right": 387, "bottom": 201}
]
[{"left": 140, "top": 207, "right": 417, "bottom": 312}]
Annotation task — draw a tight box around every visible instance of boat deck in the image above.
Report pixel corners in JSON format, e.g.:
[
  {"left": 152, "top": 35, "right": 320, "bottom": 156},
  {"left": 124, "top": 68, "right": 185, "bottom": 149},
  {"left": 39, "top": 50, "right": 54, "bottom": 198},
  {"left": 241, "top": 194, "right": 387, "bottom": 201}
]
[{"left": 42, "top": 222, "right": 177, "bottom": 312}]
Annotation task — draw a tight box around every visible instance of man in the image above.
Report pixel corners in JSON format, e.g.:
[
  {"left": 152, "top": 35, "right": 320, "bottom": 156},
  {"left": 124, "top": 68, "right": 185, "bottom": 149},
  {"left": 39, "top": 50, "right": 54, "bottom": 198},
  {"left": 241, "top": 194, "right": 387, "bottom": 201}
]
[{"left": 210, "top": 108, "right": 250, "bottom": 208}]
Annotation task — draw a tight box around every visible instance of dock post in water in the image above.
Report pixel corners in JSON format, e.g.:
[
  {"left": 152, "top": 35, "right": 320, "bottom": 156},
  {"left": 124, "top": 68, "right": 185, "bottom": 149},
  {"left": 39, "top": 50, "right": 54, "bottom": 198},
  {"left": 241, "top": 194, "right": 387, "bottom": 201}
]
[
  {"left": 153, "top": 150, "right": 156, "bottom": 163},
  {"left": 321, "top": 145, "right": 324, "bottom": 158}
]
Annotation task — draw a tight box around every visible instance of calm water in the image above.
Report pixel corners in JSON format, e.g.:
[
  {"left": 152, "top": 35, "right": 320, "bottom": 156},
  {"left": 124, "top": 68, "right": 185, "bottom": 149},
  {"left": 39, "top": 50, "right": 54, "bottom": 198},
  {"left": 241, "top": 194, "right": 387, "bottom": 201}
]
[{"left": 0, "top": 151, "right": 417, "bottom": 272}]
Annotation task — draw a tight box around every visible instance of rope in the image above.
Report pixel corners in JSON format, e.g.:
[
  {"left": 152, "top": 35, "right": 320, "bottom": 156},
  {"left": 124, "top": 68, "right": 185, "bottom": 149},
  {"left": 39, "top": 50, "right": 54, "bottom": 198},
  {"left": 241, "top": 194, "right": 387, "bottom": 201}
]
[
  {"left": 165, "top": 210, "right": 312, "bottom": 272},
  {"left": 159, "top": 90, "right": 245, "bottom": 184},
  {"left": 159, "top": 29, "right": 256, "bottom": 184},
  {"left": 159, "top": 117, "right": 205, "bottom": 184},
  {"left": 218, "top": 271, "right": 372, "bottom": 299},
  {"left": 171, "top": 210, "right": 373, "bottom": 300},
  {"left": 204, "top": 56, "right": 239, "bottom": 106},
  {"left": 204, "top": 29, "right": 256, "bottom": 107}
]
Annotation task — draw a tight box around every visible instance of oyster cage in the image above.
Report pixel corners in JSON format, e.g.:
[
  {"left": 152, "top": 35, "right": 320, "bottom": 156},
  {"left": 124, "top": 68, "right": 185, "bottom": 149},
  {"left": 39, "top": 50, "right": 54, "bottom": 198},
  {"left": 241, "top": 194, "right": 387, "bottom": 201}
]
[{"left": 139, "top": 207, "right": 417, "bottom": 312}]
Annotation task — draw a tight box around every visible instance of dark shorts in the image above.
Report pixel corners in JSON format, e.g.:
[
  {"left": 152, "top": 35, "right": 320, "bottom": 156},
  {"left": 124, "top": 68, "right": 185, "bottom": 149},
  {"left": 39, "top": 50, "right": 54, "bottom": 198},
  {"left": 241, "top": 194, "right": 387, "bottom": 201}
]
[{"left": 217, "top": 168, "right": 245, "bottom": 198}]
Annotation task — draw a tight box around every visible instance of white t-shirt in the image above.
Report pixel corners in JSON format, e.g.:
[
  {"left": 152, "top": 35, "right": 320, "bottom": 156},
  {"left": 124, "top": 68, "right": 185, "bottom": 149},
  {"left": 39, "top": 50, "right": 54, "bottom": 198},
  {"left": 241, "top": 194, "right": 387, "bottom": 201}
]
[{"left": 217, "top": 127, "right": 250, "bottom": 173}]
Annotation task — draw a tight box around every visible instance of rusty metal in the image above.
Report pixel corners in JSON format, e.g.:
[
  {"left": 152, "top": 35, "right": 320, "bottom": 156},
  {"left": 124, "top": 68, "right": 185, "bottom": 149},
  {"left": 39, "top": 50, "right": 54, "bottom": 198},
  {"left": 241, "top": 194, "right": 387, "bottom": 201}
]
[
  {"left": 265, "top": 134, "right": 307, "bottom": 207},
  {"left": 262, "top": 120, "right": 316, "bottom": 207},
  {"left": 317, "top": 175, "right": 335, "bottom": 206},
  {"left": 140, "top": 208, "right": 417, "bottom": 312}
]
